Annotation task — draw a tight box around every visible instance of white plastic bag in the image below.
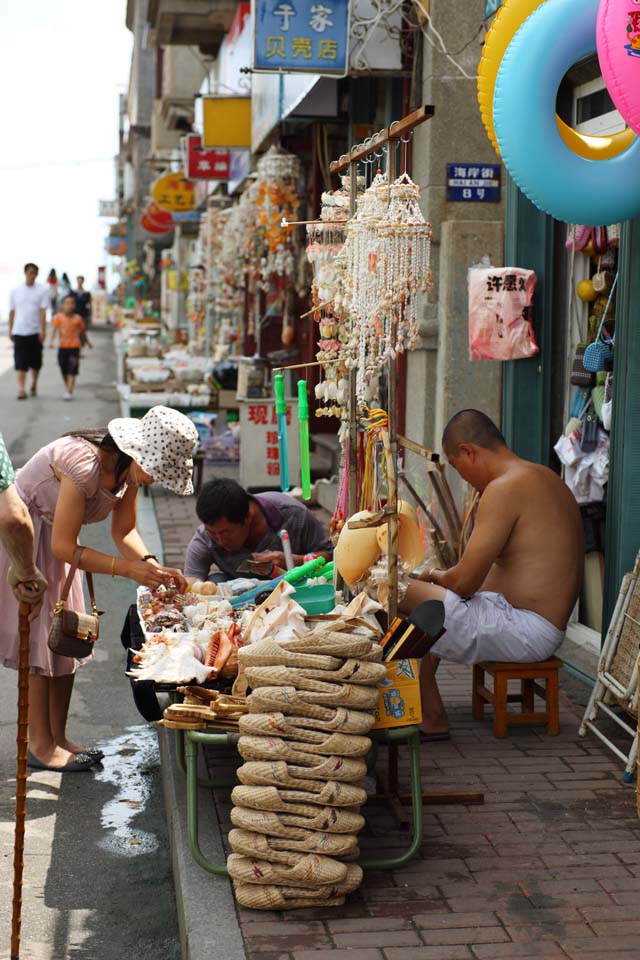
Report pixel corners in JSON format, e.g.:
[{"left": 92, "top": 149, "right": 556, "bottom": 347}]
[{"left": 468, "top": 265, "right": 539, "bottom": 361}]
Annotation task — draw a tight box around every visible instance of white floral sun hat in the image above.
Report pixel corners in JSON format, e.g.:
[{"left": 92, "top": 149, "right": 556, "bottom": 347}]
[{"left": 108, "top": 405, "right": 199, "bottom": 496}]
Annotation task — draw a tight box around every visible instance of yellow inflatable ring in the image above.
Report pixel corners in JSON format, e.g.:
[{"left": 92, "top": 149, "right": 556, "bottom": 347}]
[{"left": 478, "top": 0, "right": 636, "bottom": 161}]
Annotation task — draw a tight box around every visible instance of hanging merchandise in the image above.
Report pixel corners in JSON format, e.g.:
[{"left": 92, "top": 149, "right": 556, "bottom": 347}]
[
  {"left": 307, "top": 176, "right": 356, "bottom": 421},
  {"left": 297, "top": 380, "right": 312, "bottom": 501},
  {"left": 273, "top": 373, "right": 290, "bottom": 493},
  {"left": 186, "top": 266, "right": 206, "bottom": 349},
  {"left": 468, "top": 264, "right": 539, "bottom": 361},
  {"left": 582, "top": 273, "right": 618, "bottom": 372},
  {"left": 340, "top": 170, "right": 433, "bottom": 404}
]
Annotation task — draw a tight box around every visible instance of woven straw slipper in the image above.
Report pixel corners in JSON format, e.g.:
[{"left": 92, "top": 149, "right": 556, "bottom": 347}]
[
  {"left": 280, "top": 634, "right": 381, "bottom": 660},
  {"left": 227, "top": 852, "right": 347, "bottom": 887},
  {"left": 292, "top": 659, "right": 387, "bottom": 685},
  {"left": 238, "top": 724, "right": 371, "bottom": 758},
  {"left": 231, "top": 784, "right": 364, "bottom": 818},
  {"left": 230, "top": 804, "right": 364, "bottom": 835},
  {"left": 245, "top": 668, "right": 379, "bottom": 709},
  {"left": 247, "top": 686, "right": 341, "bottom": 720},
  {"left": 238, "top": 639, "right": 342, "bottom": 671},
  {"left": 232, "top": 881, "right": 345, "bottom": 910},
  {"left": 239, "top": 713, "right": 334, "bottom": 744},
  {"left": 229, "top": 827, "right": 360, "bottom": 861},
  {"left": 238, "top": 733, "right": 371, "bottom": 764},
  {"left": 237, "top": 762, "right": 367, "bottom": 806}
]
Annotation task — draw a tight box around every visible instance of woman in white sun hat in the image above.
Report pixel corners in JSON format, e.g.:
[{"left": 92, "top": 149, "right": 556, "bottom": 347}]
[{"left": 0, "top": 405, "right": 198, "bottom": 772}]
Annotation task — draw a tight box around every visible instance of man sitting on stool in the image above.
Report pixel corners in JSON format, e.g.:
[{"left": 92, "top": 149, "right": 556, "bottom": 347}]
[
  {"left": 184, "top": 478, "right": 333, "bottom": 583},
  {"left": 401, "top": 409, "right": 583, "bottom": 740}
]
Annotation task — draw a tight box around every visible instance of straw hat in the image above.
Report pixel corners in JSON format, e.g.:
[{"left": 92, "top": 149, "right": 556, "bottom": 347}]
[{"left": 108, "top": 405, "right": 199, "bottom": 496}]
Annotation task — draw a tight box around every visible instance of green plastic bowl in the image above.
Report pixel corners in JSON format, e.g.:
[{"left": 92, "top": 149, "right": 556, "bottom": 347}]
[{"left": 293, "top": 583, "right": 336, "bottom": 615}]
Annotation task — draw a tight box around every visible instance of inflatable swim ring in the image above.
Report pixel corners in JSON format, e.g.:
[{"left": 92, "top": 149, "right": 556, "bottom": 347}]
[
  {"left": 493, "top": 0, "right": 640, "bottom": 224},
  {"left": 478, "top": 0, "right": 635, "bottom": 160},
  {"left": 597, "top": 0, "right": 640, "bottom": 136}
]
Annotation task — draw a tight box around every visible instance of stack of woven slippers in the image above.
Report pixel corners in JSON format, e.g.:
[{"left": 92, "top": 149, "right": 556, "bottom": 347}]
[{"left": 228, "top": 631, "right": 386, "bottom": 910}]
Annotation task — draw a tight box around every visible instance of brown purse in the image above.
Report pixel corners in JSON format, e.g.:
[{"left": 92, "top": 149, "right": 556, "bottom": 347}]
[{"left": 47, "top": 546, "right": 100, "bottom": 659}]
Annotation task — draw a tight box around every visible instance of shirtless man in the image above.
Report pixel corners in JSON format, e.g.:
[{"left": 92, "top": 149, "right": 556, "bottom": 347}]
[{"left": 401, "top": 409, "right": 583, "bottom": 739}]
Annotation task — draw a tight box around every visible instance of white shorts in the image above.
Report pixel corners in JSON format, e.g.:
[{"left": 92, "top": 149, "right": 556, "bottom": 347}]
[{"left": 430, "top": 591, "right": 564, "bottom": 665}]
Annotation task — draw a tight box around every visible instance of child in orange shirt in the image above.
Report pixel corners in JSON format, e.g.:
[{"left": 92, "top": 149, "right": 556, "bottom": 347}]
[{"left": 49, "top": 294, "right": 92, "bottom": 400}]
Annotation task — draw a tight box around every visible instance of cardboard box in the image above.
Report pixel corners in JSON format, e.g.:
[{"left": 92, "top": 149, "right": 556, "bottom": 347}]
[{"left": 373, "top": 658, "right": 423, "bottom": 730}]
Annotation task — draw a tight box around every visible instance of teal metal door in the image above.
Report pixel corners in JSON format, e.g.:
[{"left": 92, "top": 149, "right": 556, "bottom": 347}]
[{"left": 502, "top": 176, "right": 555, "bottom": 465}]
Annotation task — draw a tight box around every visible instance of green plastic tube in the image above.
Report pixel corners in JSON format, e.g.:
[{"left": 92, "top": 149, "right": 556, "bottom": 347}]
[
  {"left": 274, "top": 373, "right": 290, "bottom": 492},
  {"left": 298, "top": 379, "right": 311, "bottom": 500}
]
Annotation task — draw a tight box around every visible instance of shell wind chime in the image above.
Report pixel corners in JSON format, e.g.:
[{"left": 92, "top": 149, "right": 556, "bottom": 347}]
[
  {"left": 341, "top": 171, "right": 432, "bottom": 405},
  {"left": 306, "top": 176, "right": 359, "bottom": 420}
]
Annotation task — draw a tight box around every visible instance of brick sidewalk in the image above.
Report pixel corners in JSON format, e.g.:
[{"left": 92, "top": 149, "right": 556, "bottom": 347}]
[{"left": 153, "top": 485, "right": 640, "bottom": 960}]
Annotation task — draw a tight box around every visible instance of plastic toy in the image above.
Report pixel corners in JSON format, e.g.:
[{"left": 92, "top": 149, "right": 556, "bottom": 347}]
[
  {"left": 273, "top": 373, "right": 290, "bottom": 492},
  {"left": 597, "top": 0, "right": 640, "bottom": 137},
  {"left": 493, "top": 0, "right": 640, "bottom": 224},
  {"left": 297, "top": 379, "right": 311, "bottom": 500}
]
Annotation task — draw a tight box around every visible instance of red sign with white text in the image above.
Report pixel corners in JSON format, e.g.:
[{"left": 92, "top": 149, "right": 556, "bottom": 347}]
[{"left": 186, "top": 134, "right": 231, "bottom": 181}]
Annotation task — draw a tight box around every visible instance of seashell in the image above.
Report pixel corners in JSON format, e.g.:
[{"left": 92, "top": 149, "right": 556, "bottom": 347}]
[
  {"left": 334, "top": 510, "right": 381, "bottom": 586},
  {"left": 375, "top": 500, "right": 424, "bottom": 572}
]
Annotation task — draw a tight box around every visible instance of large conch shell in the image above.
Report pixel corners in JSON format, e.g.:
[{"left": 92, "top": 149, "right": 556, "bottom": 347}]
[
  {"left": 334, "top": 510, "right": 381, "bottom": 586},
  {"left": 376, "top": 500, "right": 424, "bottom": 572}
]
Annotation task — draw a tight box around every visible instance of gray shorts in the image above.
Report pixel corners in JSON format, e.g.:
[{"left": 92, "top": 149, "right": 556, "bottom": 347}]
[{"left": 430, "top": 591, "right": 564, "bottom": 665}]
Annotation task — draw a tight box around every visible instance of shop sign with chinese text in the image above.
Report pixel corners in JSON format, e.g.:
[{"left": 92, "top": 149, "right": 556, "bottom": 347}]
[
  {"left": 185, "top": 134, "right": 231, "bottom": 181},
  {"left": 254, "top": 0, "right": 350, "bottom": 75},
  {"left": 151, "top": 173, "right": 195, "bottom": 212},
  {"left": 239, "top": 399, "right": 300, "bottom": 489},
  {"left": 446, "top": 163, "right": 501, "bottom": 202}
]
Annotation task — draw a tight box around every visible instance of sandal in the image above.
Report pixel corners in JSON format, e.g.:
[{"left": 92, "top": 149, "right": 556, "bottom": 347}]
[
  {"left": 237, "top": 762, "right": 366, "bottom": 806},
  {"left": 238, "top": 716, "right": 371, "bottom": 756},
  {"left": 229, "top": 827, "right": 360, "bottom": 861},
  {"left": 16, "top": 393, "right": 28, "bottom": 400},
  {"left": 227, "top": 852, "right": 347, "bottom": 887},
  {"left": 230, "top": 804, "right": 364, "bottom": 837}
]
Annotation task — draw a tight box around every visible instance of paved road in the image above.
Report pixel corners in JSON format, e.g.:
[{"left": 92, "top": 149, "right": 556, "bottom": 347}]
[{"left": 0, "top": 325, "right": 180, "bottom": 960}]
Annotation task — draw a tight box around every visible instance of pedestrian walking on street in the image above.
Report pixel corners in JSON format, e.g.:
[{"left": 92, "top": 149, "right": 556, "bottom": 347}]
[
  {"left": 49, "top": 293, "right": 92, "bottom": 400},
  {"left": 58, "top": 271, "right": 71, "bottom": 301},
  {"left": 0, "top": 406, "right": 199, "bottom": 772},
  {"left": 9, "top": 263, "right": 49, "bottom": 400},
  {"left": 46, "top": 268, "right": 58, "bottom": 314},
  {"left": 72, "top": 274, "right": 92, "bottom": 330}
]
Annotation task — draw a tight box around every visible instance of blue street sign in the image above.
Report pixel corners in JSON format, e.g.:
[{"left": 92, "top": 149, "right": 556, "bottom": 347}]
[
  {"left": 447, "top": 163, "right": 501, "bottom": 202},
  {"left": 254, "top": 0, "right": 350, "bottom": 75}
]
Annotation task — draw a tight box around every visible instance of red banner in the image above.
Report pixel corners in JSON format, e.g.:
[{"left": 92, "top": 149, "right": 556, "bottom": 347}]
[{"left": 186, "top": 134, "right": 231, "bottom": 181}]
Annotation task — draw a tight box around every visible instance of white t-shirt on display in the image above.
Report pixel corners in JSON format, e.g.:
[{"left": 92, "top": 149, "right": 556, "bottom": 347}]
[{"left": 9, "top": 283, "right": 49, "bottom": 336}]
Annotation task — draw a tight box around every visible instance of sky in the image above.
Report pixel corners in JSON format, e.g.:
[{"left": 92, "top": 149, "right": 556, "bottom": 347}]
[{"left": 0, "top": 1, "right": 132, "bottom": 320}]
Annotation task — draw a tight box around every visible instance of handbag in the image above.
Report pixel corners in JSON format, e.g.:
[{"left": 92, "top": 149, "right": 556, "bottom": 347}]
[
  {"left": 47, "top": 546, "right": 100, "bottom": 659},
  {"left": 580, "top": 405, "right": 598, "bottom": 454},
  {"left": 570, "top": 344, "right": 596, "bottom": 388},
  {"left": 583, "top": 273, "right": 618, "bottom": 373}
]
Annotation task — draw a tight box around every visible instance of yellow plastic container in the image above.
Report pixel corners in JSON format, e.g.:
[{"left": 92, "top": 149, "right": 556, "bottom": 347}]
[{"left": 373, "top": 659, "right": 423, "bottom": 730}]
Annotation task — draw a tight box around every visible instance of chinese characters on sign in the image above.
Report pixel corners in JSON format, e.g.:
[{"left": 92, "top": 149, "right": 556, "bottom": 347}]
[
  {"left": 239, "top": 400, "right": 300, "bottom": 487},
  {"left": 151, "top": 173, "right": 195, "bottom": 213},
  {"left": 254, "top": 0, "right": 350, "bottom": 74},
  {"left": 446, "top": 163, "right": 501, "bottom": 203},
  {"left": 185, "top": 134, "right": 231, "bottom": 181}
]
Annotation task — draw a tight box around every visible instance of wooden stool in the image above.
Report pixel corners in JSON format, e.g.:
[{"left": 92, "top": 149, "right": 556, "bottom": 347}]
[{"left": 472, "top": 659, "right": 562, "bottom": 737}]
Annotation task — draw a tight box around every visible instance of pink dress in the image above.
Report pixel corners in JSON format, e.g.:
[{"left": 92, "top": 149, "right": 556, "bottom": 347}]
[{"left": 0, "top": 436, "right": 128, "bottom": 676}]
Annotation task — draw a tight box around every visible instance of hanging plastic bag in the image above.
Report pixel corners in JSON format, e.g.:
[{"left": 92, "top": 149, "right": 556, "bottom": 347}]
[{"left": 468, "top": 265, "right": 539, "bottom": 361}]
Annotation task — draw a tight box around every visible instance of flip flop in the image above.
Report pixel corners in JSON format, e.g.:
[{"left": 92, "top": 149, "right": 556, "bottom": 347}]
[
  {"left": 73, "top": 747, "right": 105, "bottom": 763},
  {"left": 27, "top": 749, "right": 96, "bottom": 772},
  {"left": 16, "top": 393, "right": 28, "bottom": 400},
  {"left": 419, "top": 731, "right": 450, "bottom": 743}
]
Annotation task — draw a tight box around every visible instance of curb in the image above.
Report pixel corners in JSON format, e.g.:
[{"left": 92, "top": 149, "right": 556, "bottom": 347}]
[{"left": 158, "top": 728, "right": 247, "bottom": 960}]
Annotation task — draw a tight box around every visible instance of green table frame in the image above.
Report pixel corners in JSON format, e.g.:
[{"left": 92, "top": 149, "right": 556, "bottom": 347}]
[{"left": 177, "top": 725, "right": 428, "bottom": 875}]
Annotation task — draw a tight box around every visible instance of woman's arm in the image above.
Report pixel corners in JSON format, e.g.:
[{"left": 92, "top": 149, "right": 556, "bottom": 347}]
[
  {"left": 111, "top": 483, "right": 187, "bottom": 590},
  {"left": 51, "top": 476, "right": 174, "bottom": 589}
]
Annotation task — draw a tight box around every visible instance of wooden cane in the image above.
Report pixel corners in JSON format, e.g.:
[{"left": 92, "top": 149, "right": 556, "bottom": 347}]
[{"left": 11, "top": 601, "right": 30, "bottom": 960}]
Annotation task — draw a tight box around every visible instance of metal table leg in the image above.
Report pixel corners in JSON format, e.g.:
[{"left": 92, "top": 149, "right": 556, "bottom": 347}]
[{"left": 185, "top": 730, "right": 239, "bottom": 876}]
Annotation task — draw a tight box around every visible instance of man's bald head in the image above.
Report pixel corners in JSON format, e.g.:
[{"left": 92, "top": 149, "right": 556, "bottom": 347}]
[{"left": 442, "top": 409, "right": 506, "bottom": 457}]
